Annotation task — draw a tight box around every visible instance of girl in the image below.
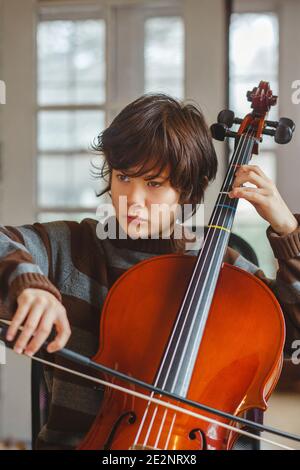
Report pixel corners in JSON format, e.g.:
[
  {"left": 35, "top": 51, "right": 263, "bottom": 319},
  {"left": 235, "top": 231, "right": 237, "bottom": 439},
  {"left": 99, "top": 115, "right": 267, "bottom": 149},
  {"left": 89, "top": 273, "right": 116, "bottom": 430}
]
[{"left": 0, "top": 94, "right": 300, "bottom": 449}]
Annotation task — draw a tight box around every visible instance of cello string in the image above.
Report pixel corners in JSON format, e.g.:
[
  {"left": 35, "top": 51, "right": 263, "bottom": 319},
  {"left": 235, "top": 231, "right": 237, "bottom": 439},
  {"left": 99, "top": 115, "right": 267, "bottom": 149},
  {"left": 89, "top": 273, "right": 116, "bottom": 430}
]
[
  {"left": 143, "top": 404, "right": 159, "bottom": 446},
  {"left": 163, "top": 412, "right": 176, "bottom": 450},
  {"left": 154, "top": 408, "right": 169, "bottom": 448},
  {"left": 136, "top": 128, "right": 254, "bottom": 448}
]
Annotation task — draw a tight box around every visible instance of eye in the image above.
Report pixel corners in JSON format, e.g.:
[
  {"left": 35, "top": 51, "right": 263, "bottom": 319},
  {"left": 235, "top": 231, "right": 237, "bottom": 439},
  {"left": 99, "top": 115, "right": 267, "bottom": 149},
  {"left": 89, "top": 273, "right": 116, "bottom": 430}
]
[
  {"left": 147, "top": 181, "right": 162, "bottom": 188},
  {"left": 116, "top": 173, "right": 130, "bottom": 182}
]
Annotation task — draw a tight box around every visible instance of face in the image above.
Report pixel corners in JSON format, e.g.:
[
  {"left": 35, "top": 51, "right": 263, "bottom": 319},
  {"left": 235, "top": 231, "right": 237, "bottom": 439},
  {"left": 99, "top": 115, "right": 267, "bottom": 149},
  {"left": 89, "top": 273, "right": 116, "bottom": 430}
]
[{"left": 110, "top": 164, "right": 181, "bottom": 238}]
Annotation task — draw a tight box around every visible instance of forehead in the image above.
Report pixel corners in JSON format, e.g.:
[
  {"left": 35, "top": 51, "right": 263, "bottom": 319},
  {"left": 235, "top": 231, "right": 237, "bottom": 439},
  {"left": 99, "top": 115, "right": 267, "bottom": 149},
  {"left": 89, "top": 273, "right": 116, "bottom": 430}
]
[{"left": 120, "top": 162, "right": 170, "bottom": 179}]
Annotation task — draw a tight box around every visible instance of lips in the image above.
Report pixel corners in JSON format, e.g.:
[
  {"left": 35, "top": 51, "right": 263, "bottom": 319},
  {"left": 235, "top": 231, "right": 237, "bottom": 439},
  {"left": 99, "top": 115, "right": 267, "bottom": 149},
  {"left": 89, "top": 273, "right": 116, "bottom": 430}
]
[{"left": 127, "top": 215, "right": 146, "bottom": 223}]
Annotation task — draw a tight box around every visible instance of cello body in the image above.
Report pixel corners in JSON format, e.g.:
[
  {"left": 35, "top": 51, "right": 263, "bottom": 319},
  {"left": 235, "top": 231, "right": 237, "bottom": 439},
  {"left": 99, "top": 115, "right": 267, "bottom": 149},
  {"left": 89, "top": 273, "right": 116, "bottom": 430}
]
[{"left": 78, "top": 254, "right": 285, "bottom": 450}]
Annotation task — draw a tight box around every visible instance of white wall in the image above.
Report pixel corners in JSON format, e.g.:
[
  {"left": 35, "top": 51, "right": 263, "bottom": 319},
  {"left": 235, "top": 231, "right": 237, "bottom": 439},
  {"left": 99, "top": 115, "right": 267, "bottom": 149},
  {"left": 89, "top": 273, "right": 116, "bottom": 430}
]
[
  {"left": 278, "top": 0, "right": 300, "bottom": 213},
  {"left": 1, "top": 0, "right": 37, "bottom": 226},
  {"left": 0, "top": 0, "right": 37, "bottom": 444}
]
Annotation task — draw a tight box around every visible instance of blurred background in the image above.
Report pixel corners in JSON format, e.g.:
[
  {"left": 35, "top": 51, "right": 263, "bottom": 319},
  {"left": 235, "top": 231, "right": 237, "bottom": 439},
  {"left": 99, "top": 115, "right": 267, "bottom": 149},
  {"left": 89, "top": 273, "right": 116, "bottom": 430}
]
[{"left": 0, "top": 0, "right": 299, "bottom": 450}]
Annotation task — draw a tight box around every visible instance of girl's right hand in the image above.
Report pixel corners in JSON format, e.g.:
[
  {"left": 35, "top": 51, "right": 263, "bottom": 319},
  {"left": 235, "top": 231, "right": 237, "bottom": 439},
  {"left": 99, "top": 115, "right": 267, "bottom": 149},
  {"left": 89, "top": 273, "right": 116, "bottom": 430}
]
[{"left": 6, "top": 288, "right": 71, "bottom": 356}]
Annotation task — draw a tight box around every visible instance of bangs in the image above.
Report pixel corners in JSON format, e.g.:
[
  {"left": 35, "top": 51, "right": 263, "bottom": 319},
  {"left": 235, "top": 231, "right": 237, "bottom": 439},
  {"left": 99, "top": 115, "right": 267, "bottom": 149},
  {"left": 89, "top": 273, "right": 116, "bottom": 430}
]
[
  {"left": 105, "top": 125, "right": 172, "bottom": 180},
  {"left": 111, "top": 151, "right": 169, "bottom": 180}
]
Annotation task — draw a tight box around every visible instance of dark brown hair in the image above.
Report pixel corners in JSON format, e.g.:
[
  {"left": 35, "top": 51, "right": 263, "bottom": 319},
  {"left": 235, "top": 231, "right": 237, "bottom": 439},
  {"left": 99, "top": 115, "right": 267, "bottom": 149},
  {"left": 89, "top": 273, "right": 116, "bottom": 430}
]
[{"left": 91, "top": 93, "right": 218, "bottom": 217}]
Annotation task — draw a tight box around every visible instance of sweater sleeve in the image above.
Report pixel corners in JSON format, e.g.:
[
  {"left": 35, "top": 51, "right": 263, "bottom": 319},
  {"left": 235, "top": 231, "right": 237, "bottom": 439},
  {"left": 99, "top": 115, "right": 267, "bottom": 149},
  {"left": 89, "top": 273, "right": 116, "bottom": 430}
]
[
  {"left": 224, "top": 213, "right": 300, "bottom": 357},
  {"left": 0, "top": 223, "right": 62, "bottom": 319}
]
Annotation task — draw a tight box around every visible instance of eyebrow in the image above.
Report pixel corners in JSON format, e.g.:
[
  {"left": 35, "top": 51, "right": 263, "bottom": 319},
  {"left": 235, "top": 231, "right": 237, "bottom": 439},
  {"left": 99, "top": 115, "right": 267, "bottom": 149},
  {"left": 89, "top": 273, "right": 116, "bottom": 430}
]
[
  {"left": 144, "top": 175, "right": 168, "bottom": 181},
  {"left": 119, "top": 171, "right": 169, "bottom": 181}
]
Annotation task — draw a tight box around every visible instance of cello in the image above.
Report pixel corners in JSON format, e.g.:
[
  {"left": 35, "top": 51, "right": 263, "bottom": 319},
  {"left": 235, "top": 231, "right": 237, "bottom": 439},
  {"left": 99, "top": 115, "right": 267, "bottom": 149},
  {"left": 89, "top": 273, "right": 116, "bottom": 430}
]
[{"left": 0, "top": 81, "right": 298, "bottom": 450}]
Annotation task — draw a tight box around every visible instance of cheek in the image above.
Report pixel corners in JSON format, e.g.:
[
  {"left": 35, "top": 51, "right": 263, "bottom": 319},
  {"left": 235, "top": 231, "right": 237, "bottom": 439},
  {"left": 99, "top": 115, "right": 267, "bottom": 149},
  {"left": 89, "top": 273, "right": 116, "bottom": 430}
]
[
  {"left": 158, "top": 187, "right": 180, "bottom": 207},
  {"left": 148, "top": 188, "right": 180, "bottom": 221}
]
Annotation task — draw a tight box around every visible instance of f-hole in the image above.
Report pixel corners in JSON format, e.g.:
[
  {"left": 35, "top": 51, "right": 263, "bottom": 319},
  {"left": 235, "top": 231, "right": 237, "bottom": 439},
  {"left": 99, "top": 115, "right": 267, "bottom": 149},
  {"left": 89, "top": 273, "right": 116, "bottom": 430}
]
[{"left": 103, "top": 411, "right": 136, "bottom": 450}]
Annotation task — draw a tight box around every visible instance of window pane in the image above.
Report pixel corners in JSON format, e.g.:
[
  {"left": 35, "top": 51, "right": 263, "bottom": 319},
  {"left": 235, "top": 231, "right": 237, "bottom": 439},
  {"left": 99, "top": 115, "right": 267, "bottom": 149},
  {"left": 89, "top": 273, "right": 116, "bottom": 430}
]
[
  {"left": 38, "top": 20, "right": 106, "bottom": 105},
  {"left": 38, "top": 110, "right": 104, "bottom": 152},
  {"left": 229, "top": 13, "right": 279, "bottom": 125},
  {"left": 38, "top": 155, "right": 102, "bottom": 208},
  {"left": 144, "top": 17, "right": 184, "bottom": 98},
  {"left": 231, "top": 222, "right": 277, "bottom": 277},
  {"left": 230, "top": 13, "right": 278, "bottom": 79}
]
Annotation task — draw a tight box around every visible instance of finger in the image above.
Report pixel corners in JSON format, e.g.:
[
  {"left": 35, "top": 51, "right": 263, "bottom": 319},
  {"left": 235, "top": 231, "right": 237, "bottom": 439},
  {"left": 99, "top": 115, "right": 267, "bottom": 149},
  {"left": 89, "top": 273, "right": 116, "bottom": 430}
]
[
  {"left": 14, "top": 304, "right": 45, "bottom": 354},
  {"left": 232, "top": 170, "right": 267, "bottom": 190},
  {"left": 6, "top": 297, "right": 33, "bottom": 341},
  {"left": 24, "top": 312, "right": 54, "bottom": 356},
  {"left": 229, "top": 187, "right": 266, "bottom": 204},
  {"left": 229, "top": 187, "right": 267, "bottom": 197},
  {"left": 240, "top": 164, "right": 269, "bottom": 180},
  {"left": 47, "top": 315, "right": 71, "bottom": 353}
]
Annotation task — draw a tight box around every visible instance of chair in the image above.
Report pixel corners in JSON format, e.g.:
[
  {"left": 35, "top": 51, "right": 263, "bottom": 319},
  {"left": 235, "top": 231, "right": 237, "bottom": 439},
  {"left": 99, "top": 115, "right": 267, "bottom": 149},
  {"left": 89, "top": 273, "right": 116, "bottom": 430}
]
[
  {"left": 31, "top": 359, "right": 49, "bottom": 449},
  {"left": 31, "top": 230, "right": 261, "bottom": 450}
]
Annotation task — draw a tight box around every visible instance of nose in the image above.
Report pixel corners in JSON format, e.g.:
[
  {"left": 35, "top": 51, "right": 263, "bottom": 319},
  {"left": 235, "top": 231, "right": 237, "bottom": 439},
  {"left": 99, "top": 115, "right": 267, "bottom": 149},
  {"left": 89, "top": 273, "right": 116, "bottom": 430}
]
[{"left": 127, "top": 182, "right": 146, "bottom": 210}]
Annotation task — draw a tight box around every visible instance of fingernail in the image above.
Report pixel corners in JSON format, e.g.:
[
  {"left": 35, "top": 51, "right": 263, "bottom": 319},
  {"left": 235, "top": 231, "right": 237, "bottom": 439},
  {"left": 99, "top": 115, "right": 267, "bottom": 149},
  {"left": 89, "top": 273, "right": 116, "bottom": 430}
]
[
  {"left": 25, "top": 350, "right": 33, "bottom": 357},
  {"left": 6, "top": 334, "right": 12, "bottom": 341},
  {"left": 14, "top": 347, "right": 22, "bottom": 354}
]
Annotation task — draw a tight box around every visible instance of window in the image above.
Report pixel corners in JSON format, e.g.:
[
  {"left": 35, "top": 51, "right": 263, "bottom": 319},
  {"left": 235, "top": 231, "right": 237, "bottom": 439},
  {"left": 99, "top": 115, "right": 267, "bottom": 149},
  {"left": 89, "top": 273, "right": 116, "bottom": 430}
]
[
  {"left": 229, "top": 12, "right": 279, "bottom": 276},
  {"left": 144, "top": 16, "right": 184, "bottom": 98},
  {"left": 36, "top": 2, "right": 185, "bottom": 224}
]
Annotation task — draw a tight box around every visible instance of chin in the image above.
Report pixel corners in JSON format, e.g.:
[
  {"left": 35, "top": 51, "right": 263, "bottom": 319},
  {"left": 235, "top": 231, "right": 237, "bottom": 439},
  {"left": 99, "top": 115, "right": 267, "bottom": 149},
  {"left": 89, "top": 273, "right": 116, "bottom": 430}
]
[{"left": 127, "top": 226, "right": 150, "bottom": 238}]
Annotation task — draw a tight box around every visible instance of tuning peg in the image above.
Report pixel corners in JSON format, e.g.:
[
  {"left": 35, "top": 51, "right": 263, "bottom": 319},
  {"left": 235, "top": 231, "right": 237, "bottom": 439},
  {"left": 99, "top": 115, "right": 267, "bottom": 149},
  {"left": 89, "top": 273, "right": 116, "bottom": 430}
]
[
  {"left": 210, "top": 123, "right": 227, "bottom": 141},
  {"left": 217, "top": 110, "right": 235, "bottom": 128},
  {"left": 278, "top": 117, "right": 295, "bottom": 133},
  {"left": 272, "top": 117, "right": 295, "bottom": 144},
  {"left": 274, "top": 123, "right": 293, "bottom": 144},
  {"left": 247, "top": 87, "right": 257, "bottom": 102},
  {"left": 210, "top": 123, "right": 238, "bottom": 141}
]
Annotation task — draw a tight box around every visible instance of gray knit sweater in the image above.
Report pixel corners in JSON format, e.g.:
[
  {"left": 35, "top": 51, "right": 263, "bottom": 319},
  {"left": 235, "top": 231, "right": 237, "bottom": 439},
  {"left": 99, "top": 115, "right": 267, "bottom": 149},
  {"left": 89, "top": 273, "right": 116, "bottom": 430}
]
[{"left": 0, "top": 214, "right": 300, "bottom": 449}]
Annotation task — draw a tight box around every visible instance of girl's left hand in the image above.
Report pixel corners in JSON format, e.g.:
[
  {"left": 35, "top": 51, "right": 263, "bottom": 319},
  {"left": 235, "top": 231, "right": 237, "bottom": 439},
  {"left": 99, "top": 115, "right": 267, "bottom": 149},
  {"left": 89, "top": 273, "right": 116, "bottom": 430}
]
[{"left": 228, "top": 164, "right": 298, "bottom": 236}]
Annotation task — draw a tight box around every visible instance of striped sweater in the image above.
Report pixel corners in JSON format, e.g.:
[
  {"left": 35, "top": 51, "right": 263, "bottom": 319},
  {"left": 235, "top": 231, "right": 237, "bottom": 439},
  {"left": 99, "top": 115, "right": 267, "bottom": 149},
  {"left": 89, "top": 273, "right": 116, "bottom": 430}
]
[{"left": 0, "top": 214, "right": 300, "bottom": 450}]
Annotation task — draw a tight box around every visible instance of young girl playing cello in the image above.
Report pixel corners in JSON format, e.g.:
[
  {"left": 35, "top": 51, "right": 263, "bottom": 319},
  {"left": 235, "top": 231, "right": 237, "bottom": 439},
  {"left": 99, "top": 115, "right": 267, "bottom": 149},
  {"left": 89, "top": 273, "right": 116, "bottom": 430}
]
[{"left": 0, "top": 94, "right": 299, "bottom": 449}]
